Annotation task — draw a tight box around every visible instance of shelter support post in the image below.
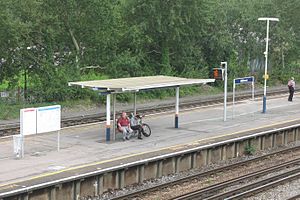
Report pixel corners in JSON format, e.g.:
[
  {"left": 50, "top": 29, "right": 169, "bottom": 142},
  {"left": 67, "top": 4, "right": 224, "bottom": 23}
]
[
  {"left": 252, "top": 76, "right": 255, "bottom": 100},
  {"left": 232, "top": 80, "right": 235, "bottom": 119},
  {"left": 112, "top": 94, "right": 116, "bottom": 141},
  {"left": 175, "top": 87, "right": 179, "bottom": 128},
  {"left": 106, "top": 94, "right": 111, "bottom": 142},
  {"left": 133, "top": 92, "right": 137, "bottom": 115}
]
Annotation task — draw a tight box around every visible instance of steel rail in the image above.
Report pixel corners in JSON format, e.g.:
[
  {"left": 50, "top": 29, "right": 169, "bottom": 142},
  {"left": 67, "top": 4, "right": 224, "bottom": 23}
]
[
  {"left": 110, "top": 146, "right": 300, "bottom": 200},
  {"left": 173, "top": 158, "right": 300, "bottom": 200},
  {"left": 220, "top": 169, "right": 300, "bottom": 200},
  {"left": 287, "top": 194, "right": 300, "bottom": 200}
]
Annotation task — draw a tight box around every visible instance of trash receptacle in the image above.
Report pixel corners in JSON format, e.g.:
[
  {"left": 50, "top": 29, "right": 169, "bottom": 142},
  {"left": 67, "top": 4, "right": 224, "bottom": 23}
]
[{"left": 13, "top": 135, "right": 24, "bottom": 159}]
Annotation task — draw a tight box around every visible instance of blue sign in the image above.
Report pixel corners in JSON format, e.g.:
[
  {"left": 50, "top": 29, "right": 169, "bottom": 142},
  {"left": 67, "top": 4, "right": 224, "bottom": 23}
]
[
  {"left": 234, "top": 77, "right": 254, "bottom": 84},
  {"left": 37, "top": 106, "right": 60, "bottom": 111}
]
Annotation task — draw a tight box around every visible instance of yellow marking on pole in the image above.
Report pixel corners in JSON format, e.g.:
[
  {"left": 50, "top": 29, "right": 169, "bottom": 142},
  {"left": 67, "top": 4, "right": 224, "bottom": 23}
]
[{"left": 263, "top": 74, "right": 269, "bottom": 80}]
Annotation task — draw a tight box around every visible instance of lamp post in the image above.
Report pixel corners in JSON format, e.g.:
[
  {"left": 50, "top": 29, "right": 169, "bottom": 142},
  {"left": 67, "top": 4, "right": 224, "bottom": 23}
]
[{"left": 258, "top": 17, "right": 279, "bottom": 113}]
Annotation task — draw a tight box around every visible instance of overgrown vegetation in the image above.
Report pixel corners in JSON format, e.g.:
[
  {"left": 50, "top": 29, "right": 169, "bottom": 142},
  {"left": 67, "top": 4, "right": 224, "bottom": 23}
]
[
  {"left": 0, "top": 0, "right": 299, "bottom": 118},
  {"left": 244, "top": 144, "right": 256, "bottom": 156}
]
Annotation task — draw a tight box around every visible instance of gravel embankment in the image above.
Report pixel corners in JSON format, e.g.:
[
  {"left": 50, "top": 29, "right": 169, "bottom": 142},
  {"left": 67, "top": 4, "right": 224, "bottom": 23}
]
[
  {"left": 245, "top": 179, "right": 300, "bottom": 200},
  {"left": 90, "top": 144, "right": 300, "bottom": 200}
]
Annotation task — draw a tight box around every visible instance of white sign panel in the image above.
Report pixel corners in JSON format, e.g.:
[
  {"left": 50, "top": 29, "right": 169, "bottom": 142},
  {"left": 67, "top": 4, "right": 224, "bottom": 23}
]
[
  {"left": 20, "top": 108, "right": 37, "bottom": 135},
  {"left": 36, "top": 105, "right": 61, "bottom": 134},
  {"left": 0, "top": 91, "right": 9, "bottom": 98}
]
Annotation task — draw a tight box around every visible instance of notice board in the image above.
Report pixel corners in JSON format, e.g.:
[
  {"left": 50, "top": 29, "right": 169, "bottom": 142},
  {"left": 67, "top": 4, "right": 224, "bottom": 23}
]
[
  {"left": 36, "top": 105, "right": 61, "bottom": 134},
  {"left": 20, "top": 108, "right": 37, "bottom": 135}
]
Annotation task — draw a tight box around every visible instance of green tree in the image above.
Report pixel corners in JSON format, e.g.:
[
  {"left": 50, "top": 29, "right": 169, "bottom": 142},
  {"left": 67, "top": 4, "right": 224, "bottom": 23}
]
[{"left": 123, "top": 0, "right": 220, "bottom": 75}]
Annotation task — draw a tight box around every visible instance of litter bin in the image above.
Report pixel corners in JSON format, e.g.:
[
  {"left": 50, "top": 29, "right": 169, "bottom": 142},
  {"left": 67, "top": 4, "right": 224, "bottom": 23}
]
[{"left": 13, "top": 135, "right": 24, "bottom": 159}]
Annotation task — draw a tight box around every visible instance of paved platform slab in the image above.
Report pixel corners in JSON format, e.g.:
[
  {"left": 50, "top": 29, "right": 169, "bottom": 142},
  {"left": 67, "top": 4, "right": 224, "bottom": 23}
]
[{"left": 0, "top": 93, "right": 299, "bottom": 189}]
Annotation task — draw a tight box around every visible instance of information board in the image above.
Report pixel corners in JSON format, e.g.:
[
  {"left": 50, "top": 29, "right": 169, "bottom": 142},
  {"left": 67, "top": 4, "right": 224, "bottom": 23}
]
[
  {"left": 20, "top": 108, "right": 37, "bottom": 135},
  {"left": 36, "top": 105, "right": 61, "bottom": 134}
]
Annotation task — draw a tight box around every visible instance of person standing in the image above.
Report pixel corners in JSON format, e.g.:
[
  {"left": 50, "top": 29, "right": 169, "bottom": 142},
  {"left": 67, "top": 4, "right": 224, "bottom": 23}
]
[{"left": 288, "top": 77, "right": 295, "bottom": 101}]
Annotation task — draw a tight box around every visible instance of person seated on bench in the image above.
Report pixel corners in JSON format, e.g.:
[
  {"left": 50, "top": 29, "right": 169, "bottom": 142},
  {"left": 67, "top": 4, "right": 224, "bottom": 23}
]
[
  {"left": 129, "top": 113, "right": 143, "bottom": 140},
  {"left": 117, "top": 112, "right": 133, "bottom": 141}
]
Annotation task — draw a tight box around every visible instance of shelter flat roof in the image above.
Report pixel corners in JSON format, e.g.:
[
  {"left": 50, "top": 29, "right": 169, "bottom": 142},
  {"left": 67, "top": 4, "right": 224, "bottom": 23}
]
[{"left": 68, "top": 75, "right": 215, "bottom": 93}]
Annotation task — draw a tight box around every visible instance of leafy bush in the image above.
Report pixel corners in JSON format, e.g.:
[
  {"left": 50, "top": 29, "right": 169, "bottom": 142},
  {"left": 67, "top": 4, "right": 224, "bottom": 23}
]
[{"left": 244, "top": 144, "right": 256, "bottom": 155}]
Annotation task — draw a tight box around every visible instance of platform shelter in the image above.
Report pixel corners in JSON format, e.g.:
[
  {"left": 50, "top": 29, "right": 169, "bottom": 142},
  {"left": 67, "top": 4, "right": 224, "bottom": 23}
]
[{"left": 69, "top": 75, "right": 215, "bottom": 141}]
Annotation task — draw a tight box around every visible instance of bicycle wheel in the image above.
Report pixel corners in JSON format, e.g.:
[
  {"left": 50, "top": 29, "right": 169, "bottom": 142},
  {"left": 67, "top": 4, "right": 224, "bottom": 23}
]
[{"left": 141, "top": 123, "right": 151, "bottom": 137}]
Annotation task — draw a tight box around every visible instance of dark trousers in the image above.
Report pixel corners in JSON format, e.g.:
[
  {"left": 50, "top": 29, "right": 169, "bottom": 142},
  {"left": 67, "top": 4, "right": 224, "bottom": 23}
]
[
  {"left": 131, "top": 125, "right": 143, "bottom": 138},
  {"left": 288, "top": 87, "right": 294, "bottom": 101}
]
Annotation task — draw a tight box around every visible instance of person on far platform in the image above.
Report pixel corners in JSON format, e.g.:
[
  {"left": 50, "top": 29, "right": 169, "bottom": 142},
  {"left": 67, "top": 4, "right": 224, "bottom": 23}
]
[{"left": 288, "top": 77, "right": 296, "bottom": 102}]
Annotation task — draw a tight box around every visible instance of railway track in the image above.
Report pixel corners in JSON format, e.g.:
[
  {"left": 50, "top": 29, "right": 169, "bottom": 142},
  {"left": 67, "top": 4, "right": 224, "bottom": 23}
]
[
  {"left": 288, "top": 194, "right": 300, "bottom": 200},
  {"left": 110, "top": 145, "right": 300, "bottom": 200},
  {"left": 0, "top": 87, "right": 291, "bottom": 137},
  {"left": 174, "top": 159, "right": 300, "bottom": 200},
  {"left": 222, "top": 169, "right": 300, "bottom": 199}
]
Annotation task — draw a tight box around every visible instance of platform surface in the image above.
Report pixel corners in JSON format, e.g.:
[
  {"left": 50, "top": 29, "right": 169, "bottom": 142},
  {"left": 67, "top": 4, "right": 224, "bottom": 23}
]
[{"left": 0, "top": 93, "right": 299, "bottom": 191}]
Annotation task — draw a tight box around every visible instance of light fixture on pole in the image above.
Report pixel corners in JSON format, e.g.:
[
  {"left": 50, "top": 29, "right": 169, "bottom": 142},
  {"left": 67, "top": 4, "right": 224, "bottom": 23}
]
[{"left": 258, "top": 17, "right": 279, "bottom": 113}]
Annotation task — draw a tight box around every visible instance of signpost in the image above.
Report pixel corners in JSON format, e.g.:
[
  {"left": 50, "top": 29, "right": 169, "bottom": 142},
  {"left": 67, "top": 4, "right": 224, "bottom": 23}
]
[
  {"left": 213, "top": 62, "right": 228, "bottom": 121},
  {"left": 221, "top": 62, "right": 228, "bottom": 122},
  {"left": 18, "top": 105, "right": 61, "bottom": 158},
  {"left": 20, "top": 108, "right": 37, "bottom": 136},
  {"left": 37, "top": 105, "right": 61, "bottom": 151},
  {"left": 18, "top": 108, "right": 37, "bottom": 158},
  {"left": 232, "top": 76, "right": 255, "bottom": 118},
  {"left": 36, "top": 105, "right": 61, "bottom": 134}
]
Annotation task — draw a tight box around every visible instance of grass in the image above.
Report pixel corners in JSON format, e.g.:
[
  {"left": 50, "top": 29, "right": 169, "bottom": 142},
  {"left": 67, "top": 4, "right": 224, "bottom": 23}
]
[
  {"left": 116, "top": 84, "right": 223, "bottom": 104},
  {"left": 0, "top": 85, "right": 222, "bottom": 120},
  {"left": 0, "top": 99, "right": 97, "bottom": 120},
  {"left": 0, "top": 102, "right": 54, "bottom": 120}
]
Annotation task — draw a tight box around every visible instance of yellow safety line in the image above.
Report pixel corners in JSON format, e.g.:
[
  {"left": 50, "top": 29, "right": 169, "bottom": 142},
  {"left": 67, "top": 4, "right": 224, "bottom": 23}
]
[{"left": 1, "top": 118, "right": 299, "bottom": 189}]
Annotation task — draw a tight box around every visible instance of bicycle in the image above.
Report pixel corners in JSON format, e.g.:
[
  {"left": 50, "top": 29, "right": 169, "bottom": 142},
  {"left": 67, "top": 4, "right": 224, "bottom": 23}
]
[{"left": 131, "top": 114, "right": 152, "bottom": 137}]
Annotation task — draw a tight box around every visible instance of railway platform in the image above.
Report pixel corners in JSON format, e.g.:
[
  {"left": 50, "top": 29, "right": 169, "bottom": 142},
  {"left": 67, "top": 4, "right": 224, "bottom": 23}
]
[
  {"left": 0, "top": 85, "right": 288, "bottom": 127},
  {"left": 0, "top": 93, "right": 299, "bottom": 198}
]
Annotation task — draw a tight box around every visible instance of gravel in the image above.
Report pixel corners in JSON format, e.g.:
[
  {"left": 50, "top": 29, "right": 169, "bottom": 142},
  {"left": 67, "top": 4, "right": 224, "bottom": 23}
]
[
  {"left": 88, "top": 143, "right": 300, "bottom": 200},
  {"left": 218, "top": 165, "right": 300, "bottom": 198},
  {"left": 245, "top": 178, "right": 300, "bottom": 200}
]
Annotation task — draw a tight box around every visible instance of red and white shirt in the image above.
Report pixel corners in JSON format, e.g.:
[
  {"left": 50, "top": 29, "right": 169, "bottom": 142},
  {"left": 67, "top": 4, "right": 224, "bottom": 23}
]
[{"left": 117, "top": 117, "right": 130, "bottom": 127}]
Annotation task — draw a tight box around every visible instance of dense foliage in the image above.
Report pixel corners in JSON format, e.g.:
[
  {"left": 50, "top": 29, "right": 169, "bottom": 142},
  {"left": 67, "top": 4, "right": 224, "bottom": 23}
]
[{"left": 0, "top": 0, "right": 299, "bottom": 102}]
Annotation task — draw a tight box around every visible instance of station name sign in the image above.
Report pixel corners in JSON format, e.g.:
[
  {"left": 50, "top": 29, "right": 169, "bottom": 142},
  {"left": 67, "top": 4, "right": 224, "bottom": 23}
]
[{"left": 234, "top": 77, "right": 254, "bottom": 85}]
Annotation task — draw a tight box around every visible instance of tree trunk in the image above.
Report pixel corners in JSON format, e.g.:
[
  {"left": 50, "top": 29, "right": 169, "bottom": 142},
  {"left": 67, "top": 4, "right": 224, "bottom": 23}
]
[
  {"left": 24, "top": 69, "right": 27, "bottom": 102},
  {"left": 161, "top": 40, "right": 171, "bottom": 74},
  {"left": 69, "top": 29, "right": 80, "bottom": 69}
]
